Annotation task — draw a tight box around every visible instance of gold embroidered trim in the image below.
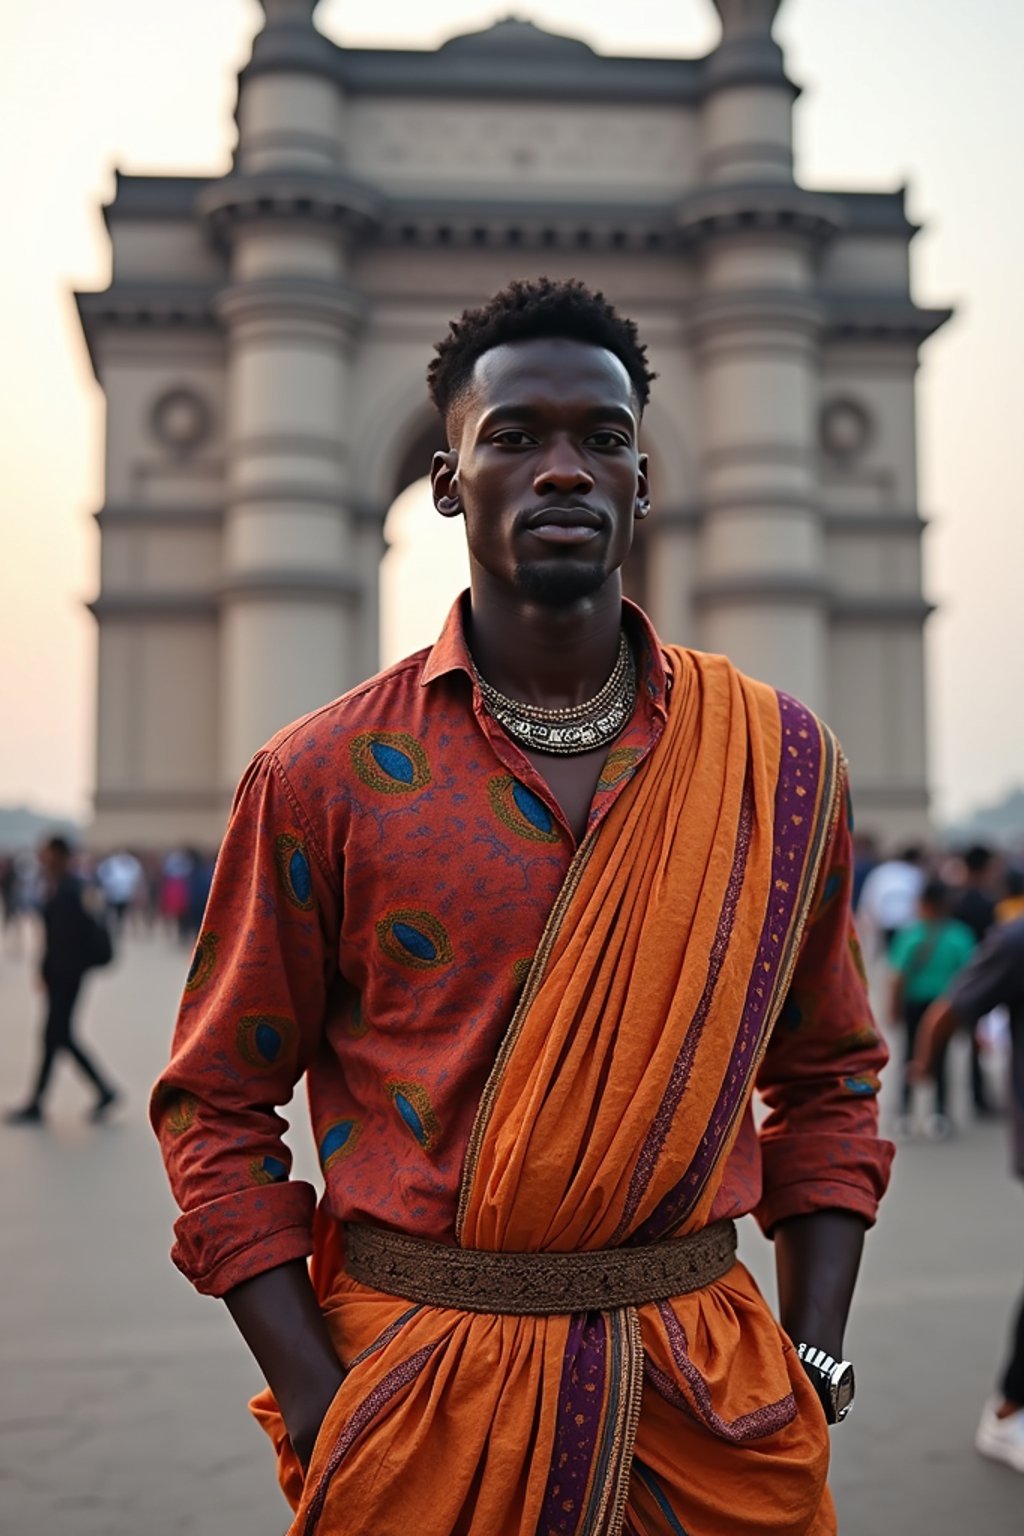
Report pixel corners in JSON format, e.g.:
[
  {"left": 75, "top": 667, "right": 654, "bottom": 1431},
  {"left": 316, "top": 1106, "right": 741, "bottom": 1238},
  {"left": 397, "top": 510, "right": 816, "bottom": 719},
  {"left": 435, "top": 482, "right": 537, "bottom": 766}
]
[
  {"left": 600, "top": 1306, "right": 645, "bottom": 1536},
  {"left": 344, "top": 1220, "right": 737, "bottom": 1316}
]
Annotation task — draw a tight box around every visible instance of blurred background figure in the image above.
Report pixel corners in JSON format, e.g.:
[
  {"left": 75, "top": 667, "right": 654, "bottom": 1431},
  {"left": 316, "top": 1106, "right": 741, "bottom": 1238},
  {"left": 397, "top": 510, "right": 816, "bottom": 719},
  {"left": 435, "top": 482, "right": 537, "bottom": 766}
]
[
  {"left": 159, "top": 848, "right": 192, "bottom": 942},
  {"left": 889, "top": 877, "right": 975, "bottom": 1138},
  {"left": 0, "top": 853, "right": 18, "bottom": 956},
  {"left": 852, "top": 830, "right": 880, "bottom": 911},
  {"left": 184, "top": 849, "right": 215, "bottom": 943},
  {"left": 997, "top": 867, "right": 1024, "bottom": 926},
  {"left": 3, "top": 835, "right": 119, "bottom": 1126},
  {"left": 96, "top": 848, "right": 143, "bottom": 936},
  {"left": 159, "top": 848, "right": 214, "bottom": 944},
  {"left": 857, "top": 843, "right": 926, "bottom": 959},
  {"left": 913, "top": 916, "right": 1024, "bottom": 1473},
  {"left": 951, "top": 845, "right": 1001, "bottom": 1117}
]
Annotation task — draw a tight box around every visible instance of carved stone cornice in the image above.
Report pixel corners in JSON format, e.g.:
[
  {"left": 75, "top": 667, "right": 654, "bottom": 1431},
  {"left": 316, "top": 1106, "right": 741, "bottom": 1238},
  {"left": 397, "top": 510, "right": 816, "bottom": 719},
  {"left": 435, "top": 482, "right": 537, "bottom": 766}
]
[
  {"left": 823, "top": 509, "right": 928, "bottom": 535},
  {"left": 822, "top": 295, "right": 953, "bottom": 344},
  {"left": 88, "top": 593, "right": 218, "bottom": 620},
  {"left": 198, "top": 172, "right": 381, "bottom": 241},
  {"left": 218, "top": 569, "right": 362, "bottom": 603},
  {"left": 675, "top": 184, "right": 843, "bottom": 247},
  {"left": 93, "top": 504, "right": 223, "bottom": 529},
  {"left": 693, "top": 572, "right": 831, "bottom": 607},
  {"left": 831, "top": 595, "right": 936, "bottom": 622}
]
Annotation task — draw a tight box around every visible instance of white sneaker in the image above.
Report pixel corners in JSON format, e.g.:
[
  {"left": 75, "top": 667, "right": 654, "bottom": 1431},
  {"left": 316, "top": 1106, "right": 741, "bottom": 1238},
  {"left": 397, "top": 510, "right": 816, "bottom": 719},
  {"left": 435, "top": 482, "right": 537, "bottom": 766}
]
[
  {"left": 925, "top": 1112, "right": 953, "bottom": 1141},
  {"left": 975, "top": 1398, "right": 1024, "bottom": 1472}
]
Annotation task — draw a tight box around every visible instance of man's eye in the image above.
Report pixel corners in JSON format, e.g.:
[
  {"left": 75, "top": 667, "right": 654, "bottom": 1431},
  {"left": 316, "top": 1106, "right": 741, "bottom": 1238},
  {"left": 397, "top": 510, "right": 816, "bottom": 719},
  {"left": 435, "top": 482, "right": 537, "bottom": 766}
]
[
  {"left": 491, "top": 430, "right": 533, "bottom": 446},
  {"left": 588, "top": 432, "right": 629, "bottom": 448}
]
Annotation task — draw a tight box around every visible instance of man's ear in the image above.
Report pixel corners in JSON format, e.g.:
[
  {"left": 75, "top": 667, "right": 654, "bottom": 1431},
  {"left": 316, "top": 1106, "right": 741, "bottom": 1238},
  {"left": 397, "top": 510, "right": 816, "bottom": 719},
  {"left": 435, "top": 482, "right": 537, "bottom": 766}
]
[
  {"left": 432, "top": 449, "right": 462, "bottom": 518},
  {"left": 635, "top": 453, "right": 651, "bottom": 520}
]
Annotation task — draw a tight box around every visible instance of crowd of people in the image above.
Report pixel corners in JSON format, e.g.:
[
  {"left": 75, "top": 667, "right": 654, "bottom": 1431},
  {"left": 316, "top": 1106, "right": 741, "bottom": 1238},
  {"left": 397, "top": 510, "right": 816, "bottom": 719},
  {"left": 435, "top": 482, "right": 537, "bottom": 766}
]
[
  {"left": 0, "top": 841, "right": 215, "bottom": 1126},
  {"left": 856, "top": 835, "right": 1024, "bottom": 1474},
  {"left": 854, "top": 838, "right": 1023, "bottom": 1137},
  {"left": 0, "top": 843, "right": 216, "bottom": 952}
]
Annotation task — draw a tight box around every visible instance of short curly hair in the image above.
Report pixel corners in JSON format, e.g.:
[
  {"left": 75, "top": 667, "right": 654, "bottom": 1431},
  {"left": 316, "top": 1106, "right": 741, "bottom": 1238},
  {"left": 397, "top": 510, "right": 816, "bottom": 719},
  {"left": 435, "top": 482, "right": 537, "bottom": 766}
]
[{"left": 427, "top": 277, "right": 656, "bottom": 427}]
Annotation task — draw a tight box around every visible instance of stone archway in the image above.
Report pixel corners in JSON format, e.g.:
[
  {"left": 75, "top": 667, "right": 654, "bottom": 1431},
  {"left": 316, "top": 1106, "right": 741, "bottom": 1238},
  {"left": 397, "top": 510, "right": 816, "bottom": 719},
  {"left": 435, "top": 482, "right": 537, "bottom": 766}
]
[{"left": 78, "top": 6, "right": 943, "bottom": 844}]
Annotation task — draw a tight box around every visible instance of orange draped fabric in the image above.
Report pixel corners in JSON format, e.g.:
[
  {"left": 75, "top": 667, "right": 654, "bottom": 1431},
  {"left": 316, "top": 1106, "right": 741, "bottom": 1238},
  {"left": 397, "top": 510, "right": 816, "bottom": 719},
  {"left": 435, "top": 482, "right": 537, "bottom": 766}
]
[{"left": 252, "top": 648, "right": 841, "bottom": 1536}]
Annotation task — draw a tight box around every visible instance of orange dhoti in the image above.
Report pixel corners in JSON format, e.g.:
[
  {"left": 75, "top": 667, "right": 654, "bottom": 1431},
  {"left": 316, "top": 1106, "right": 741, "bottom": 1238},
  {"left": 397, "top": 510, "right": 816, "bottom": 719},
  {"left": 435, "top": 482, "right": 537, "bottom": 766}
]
[{"left": 253, "top": 650, "right": 847, "bottom": 1535}]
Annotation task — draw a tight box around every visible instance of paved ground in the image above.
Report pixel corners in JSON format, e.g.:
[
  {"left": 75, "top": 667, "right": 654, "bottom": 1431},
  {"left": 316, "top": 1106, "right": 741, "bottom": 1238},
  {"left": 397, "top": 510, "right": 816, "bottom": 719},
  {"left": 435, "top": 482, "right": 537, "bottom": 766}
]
[{"left": 0, "top": 925, "right": 1021, "bottom": 1535}]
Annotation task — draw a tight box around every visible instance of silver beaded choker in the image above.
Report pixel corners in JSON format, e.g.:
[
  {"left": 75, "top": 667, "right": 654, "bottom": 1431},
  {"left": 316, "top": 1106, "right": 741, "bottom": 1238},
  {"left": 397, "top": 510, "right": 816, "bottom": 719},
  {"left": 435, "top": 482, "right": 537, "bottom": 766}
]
[{"left": 472, "top": 633, "right": 637, "bottom": 756}]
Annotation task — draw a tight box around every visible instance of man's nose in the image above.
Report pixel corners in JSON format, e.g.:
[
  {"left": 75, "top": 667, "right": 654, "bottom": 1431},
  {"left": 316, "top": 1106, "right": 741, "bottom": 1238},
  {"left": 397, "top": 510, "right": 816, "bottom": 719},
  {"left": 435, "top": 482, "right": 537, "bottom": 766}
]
[{"left": 533, "top": 447, "right": 595, "bottom": 497}]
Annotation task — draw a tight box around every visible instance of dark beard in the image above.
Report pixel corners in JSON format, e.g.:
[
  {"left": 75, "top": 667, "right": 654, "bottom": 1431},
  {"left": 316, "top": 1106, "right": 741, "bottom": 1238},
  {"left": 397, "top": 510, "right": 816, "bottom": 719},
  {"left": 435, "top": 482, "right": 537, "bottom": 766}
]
[{"left": 513, "top": 560, "right": 607, "bottom": 607}]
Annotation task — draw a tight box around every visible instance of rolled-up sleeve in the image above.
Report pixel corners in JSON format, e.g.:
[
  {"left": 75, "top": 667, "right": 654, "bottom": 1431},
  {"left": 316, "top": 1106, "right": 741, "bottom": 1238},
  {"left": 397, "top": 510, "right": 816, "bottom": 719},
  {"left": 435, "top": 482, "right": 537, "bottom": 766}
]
[
  {"left": 754, "top": 770, "right": 895, "bottom": 1235},
  {"left": 150, "top": 750, "right": 340, "bottom": 1296}
]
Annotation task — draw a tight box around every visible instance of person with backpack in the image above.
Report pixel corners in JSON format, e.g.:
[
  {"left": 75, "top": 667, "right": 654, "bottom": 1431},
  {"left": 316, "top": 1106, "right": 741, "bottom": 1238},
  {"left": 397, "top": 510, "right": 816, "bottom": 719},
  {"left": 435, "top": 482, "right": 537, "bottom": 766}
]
[
  {"left": 889, "top": 877, "right": 975, "bottom": 1137},
  {"left": 4, "top": 835, "right": 119, "bottom": 1125}
]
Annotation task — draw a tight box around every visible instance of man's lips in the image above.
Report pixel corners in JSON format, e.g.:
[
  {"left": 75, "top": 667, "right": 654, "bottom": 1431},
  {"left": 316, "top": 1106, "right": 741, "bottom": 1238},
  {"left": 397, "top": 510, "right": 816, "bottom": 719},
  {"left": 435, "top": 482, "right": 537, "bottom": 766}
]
[{"left": 522, "top": 507, "right": 606, "bottom": 542}]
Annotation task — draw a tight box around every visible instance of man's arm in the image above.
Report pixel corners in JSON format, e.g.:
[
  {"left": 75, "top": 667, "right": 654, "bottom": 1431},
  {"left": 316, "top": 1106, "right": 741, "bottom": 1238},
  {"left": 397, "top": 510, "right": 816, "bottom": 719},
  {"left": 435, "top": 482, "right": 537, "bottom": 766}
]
[
  {"left": 911, "top": 922, "right": 1023, "bottom": 1082},
  {"left": 774, "top": 1211, "right": 865, "bottom": 1362},
  {"left": 754, "top": 767, "right": 893, "bottom": 1360},
  {"left": 151, "top": 751, "right": 345, "bottom": 1465},
  {"left": 225, "top": 1262, "right": 345, "bottom": 1470},
  {"left": 909, "top": 997, "right": 960, "bottom": 1081}
]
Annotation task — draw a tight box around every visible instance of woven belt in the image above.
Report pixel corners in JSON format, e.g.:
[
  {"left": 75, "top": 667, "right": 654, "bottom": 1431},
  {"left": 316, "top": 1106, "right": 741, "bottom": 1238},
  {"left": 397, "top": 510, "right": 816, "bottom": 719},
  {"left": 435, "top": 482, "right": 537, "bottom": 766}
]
[{"left": 343, "top": 1218, "right": 738, "bottom": 1315}]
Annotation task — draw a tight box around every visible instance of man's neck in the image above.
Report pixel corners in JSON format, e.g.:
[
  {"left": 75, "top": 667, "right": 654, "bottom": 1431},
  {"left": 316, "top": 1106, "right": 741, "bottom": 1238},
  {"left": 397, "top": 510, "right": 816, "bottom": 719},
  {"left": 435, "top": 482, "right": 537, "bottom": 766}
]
[{"left": 466, "top": 575, "right": 624, "bottom": 710}]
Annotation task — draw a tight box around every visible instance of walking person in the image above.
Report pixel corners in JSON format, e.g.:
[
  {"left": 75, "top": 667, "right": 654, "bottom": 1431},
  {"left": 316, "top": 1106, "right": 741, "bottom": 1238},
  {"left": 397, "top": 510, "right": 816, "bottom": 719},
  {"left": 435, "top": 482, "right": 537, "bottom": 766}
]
[
  {"left": 152, "top": 279, "right": 893, "bottom": 1535},
  {"left": 0, "top": 853, "right": 18, "bottom": 956},
  {"left": 856, "top": 843, "right": 925, "bottom": 960},
  {"left": 951, "top": 845, "right": 1001, "bottom": 1116},
  {"left": 889, "top": 879, "right": 975, "bottom": 1137},
  {"left": 4, "top": 836, "right": 119, "bottom": 1125},
  {"left": 913, "top": 917, "right": 1024, "bottom": 1472},
  {"left": 96, "top": 848, "right": 143, "bottom": 936}
]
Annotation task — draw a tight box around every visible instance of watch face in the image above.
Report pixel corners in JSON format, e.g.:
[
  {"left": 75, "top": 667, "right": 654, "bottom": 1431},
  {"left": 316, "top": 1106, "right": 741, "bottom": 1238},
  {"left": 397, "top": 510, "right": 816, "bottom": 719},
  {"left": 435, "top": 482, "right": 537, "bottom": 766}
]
[{"left": 833, "top": 1364, "right": 855, "bottom": 1421}]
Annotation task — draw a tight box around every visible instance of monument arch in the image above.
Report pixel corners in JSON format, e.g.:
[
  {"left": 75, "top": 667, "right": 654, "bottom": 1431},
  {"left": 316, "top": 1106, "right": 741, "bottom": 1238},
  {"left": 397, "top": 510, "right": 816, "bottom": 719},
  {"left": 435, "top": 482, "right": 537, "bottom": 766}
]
[{"left": 77, "top": 1, "right": 949, "bottom": 846}]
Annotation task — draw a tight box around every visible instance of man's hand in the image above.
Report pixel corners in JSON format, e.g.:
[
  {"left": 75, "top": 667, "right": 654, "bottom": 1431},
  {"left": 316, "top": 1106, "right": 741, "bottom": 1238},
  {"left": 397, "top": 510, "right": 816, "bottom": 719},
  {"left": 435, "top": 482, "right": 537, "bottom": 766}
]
[
  {"left": 283, "top": 1367, "right": 347, "bottom": 1473},
  {"left": 224, "top": 1259, "right": 347, "bottom": 1474},
  {"left": 907, "top": 997, "right": 958, "bottom": 1084}
]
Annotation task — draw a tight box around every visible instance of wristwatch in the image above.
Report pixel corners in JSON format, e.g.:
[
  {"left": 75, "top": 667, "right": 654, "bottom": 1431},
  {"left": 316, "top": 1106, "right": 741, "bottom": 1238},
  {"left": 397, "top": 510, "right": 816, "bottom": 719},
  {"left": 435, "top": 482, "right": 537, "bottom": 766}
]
[{"left": 795, "top": 1341, "right": 855, "bottom": 1424}]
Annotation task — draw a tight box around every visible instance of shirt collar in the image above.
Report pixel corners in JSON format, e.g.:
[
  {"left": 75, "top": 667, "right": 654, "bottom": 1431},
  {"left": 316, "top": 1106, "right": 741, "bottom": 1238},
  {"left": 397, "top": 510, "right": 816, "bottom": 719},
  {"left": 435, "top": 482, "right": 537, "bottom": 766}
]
[{"left": 420, "top": 589, "right": 670, "bottom": 720}]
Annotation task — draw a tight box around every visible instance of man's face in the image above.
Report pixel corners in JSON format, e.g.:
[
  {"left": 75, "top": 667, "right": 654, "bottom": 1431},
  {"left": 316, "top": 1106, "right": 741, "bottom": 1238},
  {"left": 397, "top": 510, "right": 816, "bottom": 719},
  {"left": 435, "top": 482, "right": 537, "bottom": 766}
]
[{"left": 432, "top": 337, "right": 648, "bottom": 608}]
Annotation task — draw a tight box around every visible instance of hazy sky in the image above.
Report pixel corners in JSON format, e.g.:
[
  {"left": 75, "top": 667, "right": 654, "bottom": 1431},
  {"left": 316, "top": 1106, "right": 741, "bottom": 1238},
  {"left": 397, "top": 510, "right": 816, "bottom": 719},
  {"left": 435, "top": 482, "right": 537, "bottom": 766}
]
[{"left": 2, "top": 0, "right": 1022, "bottom": 824}]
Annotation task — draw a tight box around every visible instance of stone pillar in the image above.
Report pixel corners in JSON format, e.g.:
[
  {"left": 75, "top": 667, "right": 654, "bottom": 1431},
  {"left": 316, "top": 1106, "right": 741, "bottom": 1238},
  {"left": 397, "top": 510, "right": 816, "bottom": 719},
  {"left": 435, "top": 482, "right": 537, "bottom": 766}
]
[
  {"left": 686, "top": 0, "right": 838, "bottom": 715},
  {"left": 200, "top": 0, "right": 379, "bottom": 782}
]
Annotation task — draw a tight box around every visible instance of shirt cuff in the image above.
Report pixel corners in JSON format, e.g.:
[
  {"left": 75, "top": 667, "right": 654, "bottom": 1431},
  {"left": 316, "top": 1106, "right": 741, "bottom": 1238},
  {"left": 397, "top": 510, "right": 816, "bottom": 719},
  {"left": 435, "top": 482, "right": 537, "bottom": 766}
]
[
  {"left": 753, "top": 1133, "right": 895, "bottom": 1237},
  {"left": 170, "top": 1181, "right": 318, "bottom": 1296}
]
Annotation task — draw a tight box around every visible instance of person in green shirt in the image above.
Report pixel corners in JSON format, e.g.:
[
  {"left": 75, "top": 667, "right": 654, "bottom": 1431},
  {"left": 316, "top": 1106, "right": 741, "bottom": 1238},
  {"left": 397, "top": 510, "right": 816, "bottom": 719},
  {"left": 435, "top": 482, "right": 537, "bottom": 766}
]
[{"left": 889, "top": 878, "right": 976, "bottom": 1136}]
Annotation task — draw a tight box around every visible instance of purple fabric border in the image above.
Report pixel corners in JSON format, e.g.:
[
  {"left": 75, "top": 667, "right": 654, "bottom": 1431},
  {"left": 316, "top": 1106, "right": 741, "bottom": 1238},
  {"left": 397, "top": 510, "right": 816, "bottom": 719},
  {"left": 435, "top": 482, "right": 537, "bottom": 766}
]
[
  {"left": 647, "top": 1302, "right": 797, "bottom": 1443},
  {"left": 538, "top": 1313, "right": 608, "bottom": 1536},
  {"left": 304, "top": 1339, "right": 439, "bottom": 1535},
  {"left": 632, "top": 694, "right": 827, "bottom": 1244}
]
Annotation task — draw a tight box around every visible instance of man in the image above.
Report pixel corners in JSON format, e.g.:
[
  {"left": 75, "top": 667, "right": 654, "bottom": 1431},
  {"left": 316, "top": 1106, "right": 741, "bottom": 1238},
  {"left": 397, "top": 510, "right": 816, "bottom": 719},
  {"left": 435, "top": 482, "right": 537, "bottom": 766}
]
[
  {"left": 96, "top": 847, "right": 143, "bottom": 935},
  {"left": 912, "top": 918, "right": 1024, "bottom": 1473},
  {"left": 856, "top": 843, "right": 925, "bottom": 958},
  {"left": 888, "top": 879, "right": 975, "bottom": 1138},
  {"left": 153, "top": 279, "right": 892, "bottom": 1536},
  {"left": 951, "top": 844, "right": 1000, "bottom": 1116},
  {"left": 5, "top": 835, "right": 118, "bottom": 1125}
]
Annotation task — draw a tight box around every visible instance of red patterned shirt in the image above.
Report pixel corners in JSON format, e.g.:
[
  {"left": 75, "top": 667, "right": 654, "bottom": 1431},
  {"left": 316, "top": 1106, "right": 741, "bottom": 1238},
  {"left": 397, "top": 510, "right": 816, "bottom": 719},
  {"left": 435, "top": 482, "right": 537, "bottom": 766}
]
[{"left": 152, "top": 596, "right": 892, "bottom": 1295}]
